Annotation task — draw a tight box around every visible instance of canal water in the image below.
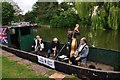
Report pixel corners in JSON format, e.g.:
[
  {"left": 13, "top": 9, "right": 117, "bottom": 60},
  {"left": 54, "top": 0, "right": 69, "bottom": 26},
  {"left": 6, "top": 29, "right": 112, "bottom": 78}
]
[{"left": 33, "top": 27, "right": 120, "bottom": 52}]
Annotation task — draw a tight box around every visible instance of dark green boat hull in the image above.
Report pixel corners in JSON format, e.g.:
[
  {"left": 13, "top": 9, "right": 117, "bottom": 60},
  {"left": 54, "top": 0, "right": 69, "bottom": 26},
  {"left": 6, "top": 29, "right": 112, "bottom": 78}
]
[
  {"left": 43, "top": 42, "right": 120, "bottom": 71},
  {"left": 1, "top": 44, "right": 120, "bottom": 79}
]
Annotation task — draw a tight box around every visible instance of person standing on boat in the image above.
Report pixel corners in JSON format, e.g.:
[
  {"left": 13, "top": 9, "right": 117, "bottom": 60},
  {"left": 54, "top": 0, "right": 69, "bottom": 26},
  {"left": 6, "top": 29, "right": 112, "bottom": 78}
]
[
  {"left": 66, "top": 28, "right": 73, "bottom": 58},
  {"left": 47, "top": 37, "right": 60, "bottom": 58},
  {"left": 69, "top": 37, "right": 89, "bottom": 66},
  {"left": 33, "top": 35, "right": 44, "bottom": 52}
]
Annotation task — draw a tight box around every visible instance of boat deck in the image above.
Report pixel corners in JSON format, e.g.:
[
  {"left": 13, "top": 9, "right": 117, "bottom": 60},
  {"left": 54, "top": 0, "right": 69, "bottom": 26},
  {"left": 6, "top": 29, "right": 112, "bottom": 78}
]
[
  {"left": 87, "top": 61, "right": 113, "bottom": 71},
  {"left": 34, "top": 51, "right": 114, "bottom": 71}
]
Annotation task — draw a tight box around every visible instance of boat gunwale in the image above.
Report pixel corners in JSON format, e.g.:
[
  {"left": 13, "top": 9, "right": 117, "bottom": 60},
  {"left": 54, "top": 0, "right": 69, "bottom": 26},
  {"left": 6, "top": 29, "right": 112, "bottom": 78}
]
[{"left": 1, "top": 44, "right": 120, "bottom": 74}]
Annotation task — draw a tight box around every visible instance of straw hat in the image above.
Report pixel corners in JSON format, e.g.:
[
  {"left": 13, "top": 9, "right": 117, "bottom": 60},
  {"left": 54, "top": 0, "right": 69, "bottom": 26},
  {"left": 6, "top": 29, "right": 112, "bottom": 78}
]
[{"left": 53, "top": 37, "right": 58, "bottom": 42}]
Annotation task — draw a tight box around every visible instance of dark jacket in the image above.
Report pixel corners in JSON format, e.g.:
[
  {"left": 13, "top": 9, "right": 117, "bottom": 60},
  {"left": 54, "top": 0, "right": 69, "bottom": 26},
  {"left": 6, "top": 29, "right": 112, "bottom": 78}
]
[
  {"left": 49, "top": 41, "right": 60, "bottom": 51},
  {"left": 67, "top": 34, "right": 72, "bottom": 43},
  {"left": 73, "top": 31, "right": 79, "bottom": 38}
]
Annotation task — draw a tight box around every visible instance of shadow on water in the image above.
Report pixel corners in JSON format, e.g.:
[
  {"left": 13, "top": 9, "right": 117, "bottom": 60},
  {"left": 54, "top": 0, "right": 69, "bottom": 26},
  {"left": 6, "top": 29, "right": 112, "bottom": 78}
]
[{"left": 33, "top": 27, "right": 120, "bottom": 52}]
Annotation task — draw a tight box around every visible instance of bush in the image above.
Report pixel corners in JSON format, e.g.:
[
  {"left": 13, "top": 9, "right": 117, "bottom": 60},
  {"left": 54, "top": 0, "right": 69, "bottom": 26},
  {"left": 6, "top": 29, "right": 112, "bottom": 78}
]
[{"left": 50, "top": 9, "right": 79, "bottom": 28}]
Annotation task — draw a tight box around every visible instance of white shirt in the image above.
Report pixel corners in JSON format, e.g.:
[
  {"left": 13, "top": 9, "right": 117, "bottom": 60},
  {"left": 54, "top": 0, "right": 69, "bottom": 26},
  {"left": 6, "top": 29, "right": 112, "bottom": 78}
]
[
  {"left": 74, "top": 43, "right": 89, "bottom": 58},
  {"left": 78, "top": 43, "right": 86, "bottom": 52}
]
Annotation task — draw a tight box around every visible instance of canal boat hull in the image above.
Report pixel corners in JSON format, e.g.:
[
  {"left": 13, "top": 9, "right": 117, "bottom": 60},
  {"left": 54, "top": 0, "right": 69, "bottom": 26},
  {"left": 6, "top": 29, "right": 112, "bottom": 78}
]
[{"left": 1, "top": 44, "right": 120, "bottom": 79}]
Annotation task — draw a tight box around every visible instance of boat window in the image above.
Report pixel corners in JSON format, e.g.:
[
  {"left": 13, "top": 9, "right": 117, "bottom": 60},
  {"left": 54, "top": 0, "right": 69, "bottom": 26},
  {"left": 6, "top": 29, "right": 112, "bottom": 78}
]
[
  {"left": 10, "top": 29, "right": 15, "bottom": 35},
  {"left": 21, "top": 27, "right": 30, "bottom": 36}
]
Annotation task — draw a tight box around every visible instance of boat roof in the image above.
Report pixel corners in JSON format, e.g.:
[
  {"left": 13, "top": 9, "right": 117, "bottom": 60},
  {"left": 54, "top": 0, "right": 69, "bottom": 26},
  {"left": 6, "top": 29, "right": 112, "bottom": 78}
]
[{"left": 1, "top": 24, "right": 37, "bottom": 29}]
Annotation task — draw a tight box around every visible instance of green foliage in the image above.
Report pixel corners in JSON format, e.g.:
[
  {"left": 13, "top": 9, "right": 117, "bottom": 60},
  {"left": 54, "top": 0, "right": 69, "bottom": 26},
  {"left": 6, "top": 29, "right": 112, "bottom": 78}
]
[
  {"left": 50, "top": 9, "right": 79, "bottom": 28},
  {"left": 25, "top": 2, "right": 78, "bottom": 28},
  {"left": 91, "top": 15, "right": 101, "bottom": 30},
  {"left": 99, "top": 7, "right": 107, "bottom": 30},
  {"left": 1, "top": 1, "right": 22, "bottom": 24},
  {"left": 60, "top": 2, "right": 74, "bottom": 11},
  {"left": 108, "top": 6, "right": 119, "bottom": 30},
  {"left": 24, "top": 11, "right": 35, "bottom": 23},
  {"left": 31, "top": 2, "right": 59, "bottom": 24},
  {"left": 99, "top": 2, "right": 119, "bottom": 30},
  {"left": 75, "top": 2, "right": 92, "bottom": 27},
  {"left": 13, "top": 14, "right": 24, "bottom": 22},
  {"left": 2, "top": 2, "right": 15, "bottom": 25},
  {"left": 1, "top": 1, "right": 120, "bottom": 30},
  {"left": 75, "top": 2, "right": 120, "bottom": 30},
  {"left": 24, "top": 1, "right": 120, "bottom": 30},
  {"left": 75, "top": 2, "right": 90, "bottom": 19},
  {"left": 50, "top": 2, "right": 79, "bottom": 28}
]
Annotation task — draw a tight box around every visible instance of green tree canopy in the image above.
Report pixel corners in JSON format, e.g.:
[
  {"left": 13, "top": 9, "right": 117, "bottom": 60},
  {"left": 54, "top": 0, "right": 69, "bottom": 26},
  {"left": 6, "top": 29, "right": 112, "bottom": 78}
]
[
  {"left": 75, "top": 2, "right": 92, "bottom": 27},
  {"left": 32, "top": 2, "right": 59, "bottom": 24},
  {"left": 24, "top": 11, "right": 35, "bottom": 23},
  {"left": 50, "top": 9, "right": 79, "bottom": 28},
  {"left": 75, "top": 2, "right": 120, "bottom": 30},
  {"left": 2, "top": 2, "right": 15, "bottom": 25}
]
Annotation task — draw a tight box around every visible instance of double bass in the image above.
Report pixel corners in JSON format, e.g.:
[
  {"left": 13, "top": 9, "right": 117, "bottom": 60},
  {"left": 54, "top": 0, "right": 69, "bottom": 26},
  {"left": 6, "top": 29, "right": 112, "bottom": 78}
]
[
  {"left": 70, "top": 24, "right": 79, "bottom": 57},
  {"left": 70, "top": 31, "right": 78, "bottom": 57}
]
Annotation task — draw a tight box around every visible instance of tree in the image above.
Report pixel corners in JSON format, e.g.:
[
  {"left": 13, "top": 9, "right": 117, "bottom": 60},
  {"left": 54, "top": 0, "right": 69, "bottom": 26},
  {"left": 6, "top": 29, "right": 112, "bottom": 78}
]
[
  {"left": 96, "top": 2, "right": 119, "bottom": 30},
  {"left": 14, "top": 14, "right": 24, "bottom": 22},
  {"left": 75, "top": 1, "right": 120, "bottom": 30},
  {"left": 75, "top": 2, "right": 92, "bottom": 27},
  {"left": 24, "top": 11, "right": 35, "bottom": 23},
  {"left": 29, "top": 1, "right": 77, "bottom": 27},
  {"left": 10, "top": 1, "right": 22, "bottom": 16},
  {"left": 32, "top": 2, "right": 59, "bottom": 24},
  {"left": 50, "top": 9, "right": 79, "bottom": 28},
  {"left": 2, "top": 2, "right": 15, "bottom": 25},
  {"left": 59, "top": 2, "right": 74, "bottom": 11},
  {"left": 108, "top": 2, "right": 119, "bottom": 30}
]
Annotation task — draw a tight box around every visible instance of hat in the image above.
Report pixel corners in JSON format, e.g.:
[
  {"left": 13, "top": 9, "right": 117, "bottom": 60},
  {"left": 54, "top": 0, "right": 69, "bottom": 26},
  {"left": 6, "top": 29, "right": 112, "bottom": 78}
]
[{"left": 53, "top": 37, "right": 58, "bottom": 41}]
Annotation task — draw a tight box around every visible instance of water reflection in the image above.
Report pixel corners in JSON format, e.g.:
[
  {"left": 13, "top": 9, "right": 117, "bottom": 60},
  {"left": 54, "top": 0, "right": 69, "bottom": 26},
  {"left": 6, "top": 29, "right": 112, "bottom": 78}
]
[{"left": 33, "top": 27, "right": 120, "bottom": 51}]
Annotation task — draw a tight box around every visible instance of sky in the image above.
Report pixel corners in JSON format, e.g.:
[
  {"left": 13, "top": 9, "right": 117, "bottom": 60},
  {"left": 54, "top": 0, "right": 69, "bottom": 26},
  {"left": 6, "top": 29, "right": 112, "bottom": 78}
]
[
  {"left": 13, "top": 0, "right": 62, "bottom": 14},
  {"left": 13, "top": 0, "right": 38, "bottom": 14}
]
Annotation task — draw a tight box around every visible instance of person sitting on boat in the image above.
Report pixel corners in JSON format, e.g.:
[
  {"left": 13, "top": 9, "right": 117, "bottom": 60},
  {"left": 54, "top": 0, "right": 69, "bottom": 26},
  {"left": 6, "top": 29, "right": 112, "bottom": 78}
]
[
  {"left": 69, "top": 37, "right": 89, "bottom": 66},
  {"left": 73, "top": 24, "right": 80, "bottom": 38},
  {"left": 66, "top": 28, "right": 73, "bottom": 58},
  {"left": 32, "top": 35, "right": 44, "bottom": 52},
  {"left": 47, "top": 37, "right": 60, "bottom": 58}
]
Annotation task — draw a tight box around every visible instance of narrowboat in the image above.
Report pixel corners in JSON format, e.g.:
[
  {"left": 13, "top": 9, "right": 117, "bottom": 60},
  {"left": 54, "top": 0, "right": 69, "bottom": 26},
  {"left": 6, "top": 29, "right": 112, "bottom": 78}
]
[{"left": 1, "top": 23, "right": 120, "bottom": 79}]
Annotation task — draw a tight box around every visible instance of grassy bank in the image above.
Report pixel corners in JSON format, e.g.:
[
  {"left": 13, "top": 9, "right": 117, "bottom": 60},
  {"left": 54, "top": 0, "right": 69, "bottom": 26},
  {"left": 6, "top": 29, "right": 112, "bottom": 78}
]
[
  {"left": 1, "top": 51, "right": 78, "bottom": 80},
  {"left": 2, "top": 56, "right": 50, "bottom": 79}
]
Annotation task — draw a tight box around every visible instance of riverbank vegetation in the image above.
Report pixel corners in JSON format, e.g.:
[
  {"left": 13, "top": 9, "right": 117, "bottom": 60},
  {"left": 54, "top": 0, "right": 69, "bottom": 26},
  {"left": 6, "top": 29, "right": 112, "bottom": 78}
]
[
  {"left": 1, "top": 1, "right": 22, "bottom": 25},
  {"left": 75, "top": 2, "right": 120, "bottom": 30},
  {"left": 1, "top": 53, "right": 77, "bottom": 79},
  {"left": 1, "top": 1, "right": 120, "bottom": 30}
]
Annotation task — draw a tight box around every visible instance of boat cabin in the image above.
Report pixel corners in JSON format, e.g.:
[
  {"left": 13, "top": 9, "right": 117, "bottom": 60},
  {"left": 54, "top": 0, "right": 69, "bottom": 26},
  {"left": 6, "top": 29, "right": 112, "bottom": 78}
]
[{"left": 0, "top": 25, "right": 36, "bottom": 51}]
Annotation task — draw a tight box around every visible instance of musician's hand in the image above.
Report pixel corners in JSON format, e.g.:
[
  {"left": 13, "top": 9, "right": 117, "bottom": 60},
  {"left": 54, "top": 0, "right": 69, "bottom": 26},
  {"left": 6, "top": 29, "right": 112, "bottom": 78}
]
[
  {"left": 52, "top": 48, "right": 56, "bottom": 51},
  {"left": 76, "top": 57, "right": 80, "bottom": 61},
  {"left": 67, "top": 47, "right": 69, "bottom": 50},
  {"left": 69, "top": 61, "right": 72, "bottom": 64},
  {"left": 32, "top": 45, "right": 34, "bottom": 48}
]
